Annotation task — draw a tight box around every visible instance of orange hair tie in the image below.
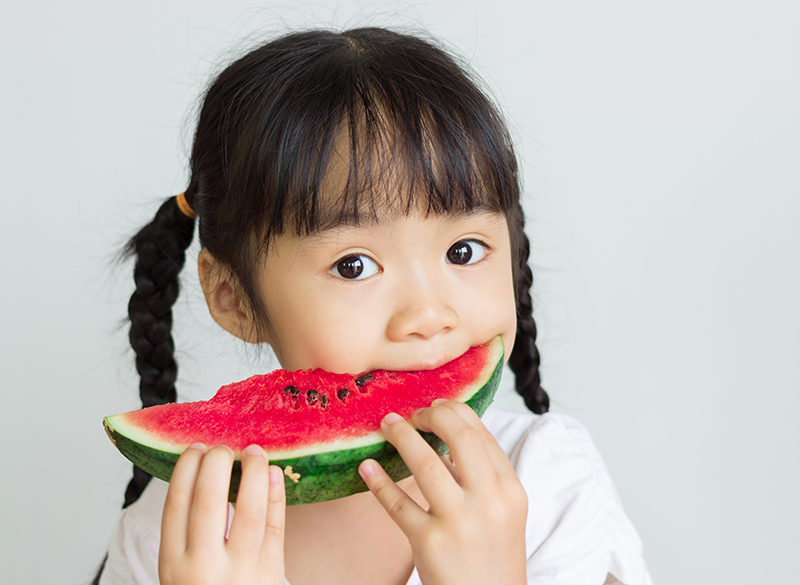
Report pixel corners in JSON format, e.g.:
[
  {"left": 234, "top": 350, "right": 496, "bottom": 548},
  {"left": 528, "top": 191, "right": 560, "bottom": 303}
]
[{"left": 175, "top": 191, "right": 197, "bottom": 219}]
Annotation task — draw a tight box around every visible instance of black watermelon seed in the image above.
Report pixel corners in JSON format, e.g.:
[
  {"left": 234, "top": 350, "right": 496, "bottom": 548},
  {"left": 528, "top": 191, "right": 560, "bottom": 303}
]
[
  {"left": 337, "top": 388, "right": 350, "bottom": 402},
  {"left": 284, "top": 385, "right": 300, "bottom": 397},
  {"left": 320, "top": 395, "right": 329, "bottom": 409},
  {"left": 306, "top": 389, "right": 319, "bottom": 405},
  {"left": 355, "top": 373, "right": 373, "bottom": 387}
]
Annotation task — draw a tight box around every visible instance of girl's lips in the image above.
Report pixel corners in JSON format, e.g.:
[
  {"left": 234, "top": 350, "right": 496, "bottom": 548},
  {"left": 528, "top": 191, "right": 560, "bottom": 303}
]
[
  {"left": 395, "top": 356, "right": 457, "bottom": 372},
  {"left": 387, "top": 343, "right": 482, "bottom": 372}
]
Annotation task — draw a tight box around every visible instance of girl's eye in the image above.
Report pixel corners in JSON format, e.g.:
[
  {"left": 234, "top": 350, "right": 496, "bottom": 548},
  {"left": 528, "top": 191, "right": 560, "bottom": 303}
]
[
  {"left": 331, "top": 254, "right": 380, "bottom": 280},
  {"left": 446, "top": 240, "right": 486, "bottom": 265}
]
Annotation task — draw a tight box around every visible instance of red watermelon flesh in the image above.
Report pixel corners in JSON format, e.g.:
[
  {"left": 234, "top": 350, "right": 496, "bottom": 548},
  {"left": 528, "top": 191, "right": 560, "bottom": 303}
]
[{"left": 104, "top": 336, "right": 504, "bottom": 504}]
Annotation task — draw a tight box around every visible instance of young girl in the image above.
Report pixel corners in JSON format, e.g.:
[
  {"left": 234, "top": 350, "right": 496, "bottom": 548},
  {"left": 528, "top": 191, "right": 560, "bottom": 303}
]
[{"left": 98, "top": 27, "right": 652, "bottom": 585}]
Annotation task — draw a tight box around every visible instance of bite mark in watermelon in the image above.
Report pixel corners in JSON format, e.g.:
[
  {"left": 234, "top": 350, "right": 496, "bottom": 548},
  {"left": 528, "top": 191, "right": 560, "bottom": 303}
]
[{"left": 104, "top": 336, "right": 504, "bottom": 504}]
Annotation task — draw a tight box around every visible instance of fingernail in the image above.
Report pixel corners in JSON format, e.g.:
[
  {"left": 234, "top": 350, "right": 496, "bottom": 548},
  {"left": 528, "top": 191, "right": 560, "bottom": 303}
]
[
  {"left": 269, "top": 466, "right": 283, "bottom": 485},
  {"left": 189, "top": 442, "right": 206, "bottom": 451},
  {"left": 382, "top": 412, "right": 403, "bottom": 426},
  {"left": 413, "top": 407, "right": 426, "bottom": 417},
  {"left": 432, "top": 398, "right": 447, "bottom": 405},
  {"left": 359, "top": 460, "right": 376, "bottom": 477},
  {"left": 244, "top": 444, "right": 263, "bottom": 456}
]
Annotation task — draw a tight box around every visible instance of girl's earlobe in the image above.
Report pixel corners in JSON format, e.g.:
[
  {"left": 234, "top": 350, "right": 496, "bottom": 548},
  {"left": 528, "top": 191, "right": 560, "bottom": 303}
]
[{"left": 198, "top": 249, "right": 261, "bottom": 343}]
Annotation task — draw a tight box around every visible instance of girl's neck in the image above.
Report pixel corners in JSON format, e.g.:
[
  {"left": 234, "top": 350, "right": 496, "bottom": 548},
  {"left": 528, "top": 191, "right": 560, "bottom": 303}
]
[{"left": 283, "top": 476, "right": 427, "bottom": 585}]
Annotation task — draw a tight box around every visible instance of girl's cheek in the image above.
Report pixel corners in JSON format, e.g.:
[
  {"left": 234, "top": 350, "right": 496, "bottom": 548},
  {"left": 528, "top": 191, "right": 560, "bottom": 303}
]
[{"left": 471, "top": 264, "right": 517, "bottom": 357}]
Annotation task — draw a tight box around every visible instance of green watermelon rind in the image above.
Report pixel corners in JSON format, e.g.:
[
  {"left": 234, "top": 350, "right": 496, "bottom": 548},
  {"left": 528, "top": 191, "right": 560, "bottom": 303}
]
[{"left": 103, "top": 339, "right": 503, "bottom": 505}]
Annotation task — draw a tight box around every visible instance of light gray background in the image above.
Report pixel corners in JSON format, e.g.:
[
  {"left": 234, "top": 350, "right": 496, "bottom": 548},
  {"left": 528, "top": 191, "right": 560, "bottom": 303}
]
[{"left": 1, "top": 1, "right": 798, "bottom": 584}]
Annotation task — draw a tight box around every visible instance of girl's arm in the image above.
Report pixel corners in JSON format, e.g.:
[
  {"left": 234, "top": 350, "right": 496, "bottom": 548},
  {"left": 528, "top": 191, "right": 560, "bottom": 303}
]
[
  {"left": 159, "top": 444, "right": 286, "bottom": 585},
  {"left": 359, "top": 400, "right": 528, "bottom": 585}
]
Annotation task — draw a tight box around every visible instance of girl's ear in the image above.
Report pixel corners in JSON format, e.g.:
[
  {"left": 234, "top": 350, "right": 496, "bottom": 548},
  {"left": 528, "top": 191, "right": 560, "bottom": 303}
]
[{"left": 198, "top": 248, "right": 262, "bottom": 343}]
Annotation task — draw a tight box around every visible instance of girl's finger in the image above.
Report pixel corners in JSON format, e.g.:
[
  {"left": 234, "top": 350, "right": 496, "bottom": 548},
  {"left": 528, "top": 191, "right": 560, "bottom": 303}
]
[
  {"left": 160, "top": 443, "right": 206, "bottom": 558},
  {"left": 411, "top": 404, "right": 495, "bottom": 489},
  {"left": 440, "top": 452, "right": 460, "bottom": 483},
  {"left": 259, "top": 465, "right": 287, "bottom": 572},
  {"left": 359, "top": 458, "right": 428, "bottom": 536},
  {"left": 186, "top": 445, "right": 235, "bottom": 553},
  {"left": 426, "top": 400, "right": 519, "bottom": 480},
  {"left": 226, "top": 445, "right": 270, "bottom": 556},
  {"left": 379, "top": 414, "right": 459, "bottom": 513}
]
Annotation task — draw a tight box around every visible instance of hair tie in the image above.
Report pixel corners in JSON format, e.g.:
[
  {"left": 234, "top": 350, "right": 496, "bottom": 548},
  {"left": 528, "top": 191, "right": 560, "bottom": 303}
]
[{"left": 175, "top": 191, "right": 197, "bottom": 219}]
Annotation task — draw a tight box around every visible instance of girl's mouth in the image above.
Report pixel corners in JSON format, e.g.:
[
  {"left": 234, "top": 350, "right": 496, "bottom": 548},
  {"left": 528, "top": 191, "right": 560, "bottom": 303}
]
[{"left": 388, "top": 343, "right": 482, "bottom": 373}]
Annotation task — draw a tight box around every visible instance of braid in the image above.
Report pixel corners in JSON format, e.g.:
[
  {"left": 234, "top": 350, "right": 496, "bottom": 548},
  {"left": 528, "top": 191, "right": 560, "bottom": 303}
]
[
  {"left": 91, "top": 192, "right": 195, "bottom": 584},
  {"left": 122, "top": 191, "right": 195, "bottom": 507},
  {"left": 508, "top": 226, "right": 549, "bottom": 414}
]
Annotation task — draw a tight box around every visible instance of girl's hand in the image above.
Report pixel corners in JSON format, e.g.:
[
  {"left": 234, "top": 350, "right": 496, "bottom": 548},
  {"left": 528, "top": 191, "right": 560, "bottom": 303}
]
[
  {"left": 159, "top": 443, "right": 286, "bottom": 585},
  {"left": 359, "top": 400, "right": 528, "bottom": 585}
]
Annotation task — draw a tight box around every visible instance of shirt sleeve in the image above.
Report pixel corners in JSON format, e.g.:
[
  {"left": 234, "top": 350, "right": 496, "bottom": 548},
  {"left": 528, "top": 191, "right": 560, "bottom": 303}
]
[
  {"left": 97, "top": 478, "right": 261, "bottom": 585},
  {"left": 99, "top": 502, "right": 161, "bottom": 585},
  {"left": 483, "top": 409, "right": 653, "bottom": 585}
]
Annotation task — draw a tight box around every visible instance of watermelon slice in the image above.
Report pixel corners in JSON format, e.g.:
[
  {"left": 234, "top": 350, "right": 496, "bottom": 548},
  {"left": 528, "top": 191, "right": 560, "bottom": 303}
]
[{"left": 104, "top": 336, "right": 503, "bottom": 504}]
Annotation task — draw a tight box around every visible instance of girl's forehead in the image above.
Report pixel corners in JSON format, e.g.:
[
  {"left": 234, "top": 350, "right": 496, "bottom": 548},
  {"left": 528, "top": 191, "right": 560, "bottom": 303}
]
[
  {"left": 307, "top": 184, "right": 501, "bottom": 235},
  {"left": 322, "top": 203, "right": 503, "bottom": 232}
]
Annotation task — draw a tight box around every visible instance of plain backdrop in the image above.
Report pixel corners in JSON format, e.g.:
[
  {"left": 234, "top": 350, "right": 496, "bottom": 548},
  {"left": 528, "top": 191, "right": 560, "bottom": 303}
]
[{"left": 1, "top": 1, "right": 798, "bottom": 584}]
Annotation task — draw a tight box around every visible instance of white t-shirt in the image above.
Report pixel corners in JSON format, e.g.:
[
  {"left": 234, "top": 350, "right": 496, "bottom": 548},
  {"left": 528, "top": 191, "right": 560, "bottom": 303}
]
[{"left": 100, "top": 407, "right": 653, "bottom": 585}]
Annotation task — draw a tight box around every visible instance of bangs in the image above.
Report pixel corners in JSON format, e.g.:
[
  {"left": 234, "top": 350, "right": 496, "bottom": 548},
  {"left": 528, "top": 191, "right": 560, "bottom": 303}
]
[
  {"left": 214, "top": 28, "right": 518, "bottom": 253},
  {"left": 279, "top": 88, "right": 514, "bottom": 236}
]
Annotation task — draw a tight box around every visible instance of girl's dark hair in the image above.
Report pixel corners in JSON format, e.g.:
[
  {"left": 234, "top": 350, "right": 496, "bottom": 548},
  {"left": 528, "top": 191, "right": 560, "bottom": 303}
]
[{"left": 95, "top": 29, "right": 547, "bottom": 580}]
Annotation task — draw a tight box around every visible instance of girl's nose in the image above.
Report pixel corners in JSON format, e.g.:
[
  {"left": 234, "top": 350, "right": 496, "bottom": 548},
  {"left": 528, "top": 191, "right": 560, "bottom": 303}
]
[{"left": 385, "top": 277, "right": 459, "bottom": 341}]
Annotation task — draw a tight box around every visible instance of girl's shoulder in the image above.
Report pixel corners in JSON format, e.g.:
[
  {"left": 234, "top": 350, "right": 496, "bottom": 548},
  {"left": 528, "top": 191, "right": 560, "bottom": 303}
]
[
  {"left": 102, "top": 479, "right": 237, "bottom": 585},
  {"left": 483, "top": 405, "right": 611, "bottom": 469},
  {"left": 100, "top": 479, "right": 172, "bottom": 585},
  {"left": 482, "top": 406, "right": 653, "bottom": 585}
]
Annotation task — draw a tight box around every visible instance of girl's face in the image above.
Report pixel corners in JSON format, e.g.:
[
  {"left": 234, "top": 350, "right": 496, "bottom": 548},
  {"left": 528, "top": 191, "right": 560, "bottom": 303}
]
[{"left": 251, "top": 207, "right": 517, "bottom": 374}]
